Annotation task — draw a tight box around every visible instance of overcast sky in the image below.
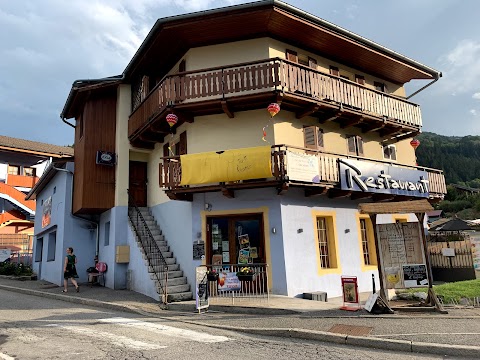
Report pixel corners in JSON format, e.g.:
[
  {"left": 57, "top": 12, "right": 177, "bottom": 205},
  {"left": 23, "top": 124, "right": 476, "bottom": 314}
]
[{"left": 1, "top": 0, "right": 479, "bottom": 146}]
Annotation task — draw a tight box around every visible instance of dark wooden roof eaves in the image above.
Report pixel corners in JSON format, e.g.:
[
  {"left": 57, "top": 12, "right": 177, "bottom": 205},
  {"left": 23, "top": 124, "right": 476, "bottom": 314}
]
[
  {"left": 0, "top": 135, "right": 74, "bottom": 157},
  {"left": 123, "top": 1, "right": 439, "bottom": 84}
]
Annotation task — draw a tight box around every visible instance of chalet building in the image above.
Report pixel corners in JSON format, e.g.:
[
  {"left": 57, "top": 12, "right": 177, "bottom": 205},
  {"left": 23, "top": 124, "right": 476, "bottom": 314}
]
[
  {"left": 0, "top": 135, "right": 72, "bottom": 253},
  {"left": 30, "top": 0, "right": 447, "bottom": 301}
]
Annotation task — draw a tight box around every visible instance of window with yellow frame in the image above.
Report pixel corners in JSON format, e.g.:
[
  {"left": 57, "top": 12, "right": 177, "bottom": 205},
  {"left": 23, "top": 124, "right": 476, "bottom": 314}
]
[
  {"left": 392, "top": 214, "right": 409, "bottom": 223},
  {"left": 357, "top": 215, "right": 377, "bottom": 267},
  {"left": 315, "top": 216, "right": 339, "bottom": 270}
]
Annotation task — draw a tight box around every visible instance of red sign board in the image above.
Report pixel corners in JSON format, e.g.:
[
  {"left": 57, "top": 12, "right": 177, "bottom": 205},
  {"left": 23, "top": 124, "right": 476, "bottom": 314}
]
[{"left": 341, "top": 276, "right": 360, "bottom": 311}]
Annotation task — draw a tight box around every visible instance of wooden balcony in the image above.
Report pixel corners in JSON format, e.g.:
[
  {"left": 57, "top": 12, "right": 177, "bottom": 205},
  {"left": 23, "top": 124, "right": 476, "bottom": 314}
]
[
  {"left": 130, "top": 58, "right": 423, "bottom": 147},
  {"left": 159, "top": 145, "right": 446, "bottom": 202},
  {"left": 6, "top": 174, "right": 39, "bottom": 189}
]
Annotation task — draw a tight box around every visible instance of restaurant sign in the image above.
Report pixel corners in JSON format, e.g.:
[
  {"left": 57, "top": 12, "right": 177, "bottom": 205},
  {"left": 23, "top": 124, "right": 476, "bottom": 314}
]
[{"left": 339, "top": 159, "right": 429, "bottom": 197}]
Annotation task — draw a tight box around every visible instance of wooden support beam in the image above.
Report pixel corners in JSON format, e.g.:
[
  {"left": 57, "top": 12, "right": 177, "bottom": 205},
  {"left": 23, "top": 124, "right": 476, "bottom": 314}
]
[
  {"left": 296, "top": 104, "right": 320, "bottom": 119},
  {"left": 221, "top": 101, "right": 234, "bottom": 119},
  {"left": 372, "top": 193, "right": 395, "bottom": 202},
  {"left": 350, "top": 192, "right": 372, "bottom": 200},
  {"left": 149, "top": 123, "right": 168, "bottom": 134},
  {"left": 387, "top": 131, "right": 420, "bottom": 143},
  {"left": 327, "top": 189, "right": 352, "bottom": 198},
  {"left": 221, "top": 188, "right": 235, "bottom": 198},
  {"left": 138, "top": 134, "right": 158, "bottom": 143},
  {"left": 305, "top": 187, "right": 328, "bottom": 197},
  {"left": 379, "top": 127, "right": 403, "bottom": 137},
  {"left": 318, "top": 106, "right": 343, "bottom": 124},
  {"left": 341, "top": 116, "right": 364, "bottom": 129},
  {"left": 363, "top": 122, "right": 385, "bottom": 133},
  {"left": 167, "top": 192, "right": 193, "bottom": 202}
]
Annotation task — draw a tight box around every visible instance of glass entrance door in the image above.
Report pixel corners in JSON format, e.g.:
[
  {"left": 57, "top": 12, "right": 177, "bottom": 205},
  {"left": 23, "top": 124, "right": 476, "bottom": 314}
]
[{"left": 207, "top": 214, "right": 264, "bottom": 265}]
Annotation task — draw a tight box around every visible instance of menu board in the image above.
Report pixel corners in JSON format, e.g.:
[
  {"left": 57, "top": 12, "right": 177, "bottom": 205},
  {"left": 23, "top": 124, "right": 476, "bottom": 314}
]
[{"left": 377, "top": 222, "right": 426, "bottom": 289}]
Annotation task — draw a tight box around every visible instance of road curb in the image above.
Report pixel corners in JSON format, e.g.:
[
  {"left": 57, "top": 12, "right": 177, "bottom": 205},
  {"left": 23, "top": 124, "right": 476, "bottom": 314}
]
[{"left": 2, "top": 284, "right": 480, "bottom": 358}]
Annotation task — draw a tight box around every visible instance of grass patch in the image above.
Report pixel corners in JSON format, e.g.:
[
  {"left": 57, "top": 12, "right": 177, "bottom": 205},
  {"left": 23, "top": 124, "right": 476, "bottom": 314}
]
[{"left": 399, "top": 279, "right": 480, "bottom": 303}]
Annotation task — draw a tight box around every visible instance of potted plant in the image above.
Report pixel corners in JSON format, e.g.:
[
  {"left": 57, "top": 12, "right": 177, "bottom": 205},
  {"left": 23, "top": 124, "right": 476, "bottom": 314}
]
[
  {"left": 236, "top": 267, "right": 255, "bottom": 281},
  {"left": 206, "top": 269, "right": 219, "bottom": 281}
]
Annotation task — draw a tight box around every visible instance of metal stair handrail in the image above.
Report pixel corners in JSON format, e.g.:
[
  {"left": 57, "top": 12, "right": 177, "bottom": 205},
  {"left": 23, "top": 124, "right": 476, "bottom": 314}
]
[{"left": 127, "top": 190, "right": 168, "bottom": 303}]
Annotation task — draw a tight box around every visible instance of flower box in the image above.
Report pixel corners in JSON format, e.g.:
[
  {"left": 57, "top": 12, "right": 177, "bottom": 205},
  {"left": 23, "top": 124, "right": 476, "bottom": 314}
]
[
  {"left": 237, "top": 274, "right": 254, "bottom": 281},
  {"left": 207, "top": 273, "right": 219, "bottom": 281}
]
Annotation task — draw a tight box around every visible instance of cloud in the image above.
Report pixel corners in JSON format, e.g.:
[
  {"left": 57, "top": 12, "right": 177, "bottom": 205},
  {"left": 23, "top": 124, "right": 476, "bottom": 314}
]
[
  {"left": 473, "top": 92, "right": 480, "bottom": 100},
  {"left": 437, "top": 40, "right": 480, "bottom": 94},
  {"left": 470, "top": 109, "right": 478, "bottom": 116}
]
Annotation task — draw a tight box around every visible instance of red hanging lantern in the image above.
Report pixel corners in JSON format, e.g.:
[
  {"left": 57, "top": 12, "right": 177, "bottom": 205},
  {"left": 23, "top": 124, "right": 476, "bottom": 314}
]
[
  {"left": 267, "top": 103, "right": 280, "bottom": 118},
  {"left": 410, "top": 138, "right": 420, "bottom": 150},
  {"left": 166, "top": 113, "right": 178, "bottom": 128}
]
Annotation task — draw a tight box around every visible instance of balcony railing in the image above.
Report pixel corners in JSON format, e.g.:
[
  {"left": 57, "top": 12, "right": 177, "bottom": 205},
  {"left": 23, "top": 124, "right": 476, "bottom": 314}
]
[
  {"left": 6, "top": 174, "right": 39, "bottom": 189},
  {"left": 129, "top": 58, "right": 423, "bottom": 139},
  {"left": 159, "top": 145, "right": 446, "bottom": 199}
]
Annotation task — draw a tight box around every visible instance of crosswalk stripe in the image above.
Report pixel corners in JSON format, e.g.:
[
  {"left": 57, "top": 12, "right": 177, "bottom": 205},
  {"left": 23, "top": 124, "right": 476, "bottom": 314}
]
[
  {"left": 100, "top": 317, "right": 230, "bottom": 343},
  {"left": 45, "top": 324, "right": 166, "bottom": 350}
]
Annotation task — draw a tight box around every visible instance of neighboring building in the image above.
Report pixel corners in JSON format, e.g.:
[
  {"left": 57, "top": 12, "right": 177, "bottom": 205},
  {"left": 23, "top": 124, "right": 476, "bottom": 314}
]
[
  {"left": 31, "top": 1, "right": 447, "bottom": 301},
  {"left": 0, "top": 135, "right": 72, "bottom": 252},
  {"left": 427, "top": 210, "right": 444, "bottom": 224}
]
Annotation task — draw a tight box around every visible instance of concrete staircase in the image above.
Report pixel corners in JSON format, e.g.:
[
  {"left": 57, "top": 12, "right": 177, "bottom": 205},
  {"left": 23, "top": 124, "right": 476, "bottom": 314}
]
[{"left": 130, "top": 207, "right": 192, "bottom": 302}]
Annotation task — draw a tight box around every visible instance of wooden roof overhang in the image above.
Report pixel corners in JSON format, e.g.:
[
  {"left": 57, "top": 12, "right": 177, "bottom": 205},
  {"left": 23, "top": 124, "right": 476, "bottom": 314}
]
[{"left": 124, "top": 1, "right": 439, "bottom": 85}]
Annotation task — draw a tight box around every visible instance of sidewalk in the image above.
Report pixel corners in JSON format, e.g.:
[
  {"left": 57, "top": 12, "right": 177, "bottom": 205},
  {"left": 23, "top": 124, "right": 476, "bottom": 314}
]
[{"left": 1, "top": 277, "right": 480, "bottom": 358}]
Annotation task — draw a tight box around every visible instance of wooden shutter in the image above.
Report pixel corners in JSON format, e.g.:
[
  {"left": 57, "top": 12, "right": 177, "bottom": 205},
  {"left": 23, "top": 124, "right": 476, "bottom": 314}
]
[
  {"left": 304, "top": 126, "right": 317, "bottom": 149},
  {"left": 163, "top": 143, "right": 169, "bottom": 157},
  {"left": 179, "top": 59, "right": 186, "bottom": 73},
  {"left": 329, "top": 66, "right": 339, "bottom": 76},
  {"left": 286, "top": 49, "right": 298, "bottom": 63},
  {"left": 356, "top": 136, "right": 364, "bottom": 156},
  {"left": 179, "top": 131, "right": 187, "bottom": 155},
  {"left": 317, "top": 128, "right": 324, "bottom": 149},
  {"left": 347, "top": 136, "right": 356, "bottom": 154},
  {"left": 355, "top": 75, "right": 365, "bottom": 85},
  {"left": 308, "top": 57, "right": 317, "bottom": 69}
]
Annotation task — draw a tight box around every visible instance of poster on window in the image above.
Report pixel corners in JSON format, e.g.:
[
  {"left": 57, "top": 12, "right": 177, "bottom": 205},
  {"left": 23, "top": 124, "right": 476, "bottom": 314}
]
[
  {"left": 238, "top": 249, "right": 249, "bottom": 264},
  {"left": 41, "top": 196, "right": 52, "bottom": 228}
]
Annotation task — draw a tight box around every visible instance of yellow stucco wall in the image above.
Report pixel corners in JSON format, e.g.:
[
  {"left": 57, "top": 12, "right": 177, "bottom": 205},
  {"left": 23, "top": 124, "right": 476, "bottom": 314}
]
[{"left": 268, "top": 38, "right": 406, "bottom": 97}]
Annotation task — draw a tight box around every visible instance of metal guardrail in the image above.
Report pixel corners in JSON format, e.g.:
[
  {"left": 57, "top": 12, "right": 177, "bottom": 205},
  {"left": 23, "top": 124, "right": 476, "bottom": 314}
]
[
  {"left": 202, "top": 263, "right": 269, "bottom": 304},
  {"left": 127, "top": 190, "right": 168, "bottom": 304}
]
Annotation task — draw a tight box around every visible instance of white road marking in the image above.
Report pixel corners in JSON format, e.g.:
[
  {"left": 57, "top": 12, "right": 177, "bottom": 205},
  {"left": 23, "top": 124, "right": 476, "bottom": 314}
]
[
  {"left": 45, "top": 324, "right": 165, "bottom": 350},
  {"left": 0, "top": 352, "right": 15, "bottom": 360},
  {"left": 100, "top": 317, "right": 230, "bottom": 343}
]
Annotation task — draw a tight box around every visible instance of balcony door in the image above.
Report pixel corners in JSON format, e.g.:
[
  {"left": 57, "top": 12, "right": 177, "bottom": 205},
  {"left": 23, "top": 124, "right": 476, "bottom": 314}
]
[{"left": 206, "top": 214, "right": 265, "bottom": 265}]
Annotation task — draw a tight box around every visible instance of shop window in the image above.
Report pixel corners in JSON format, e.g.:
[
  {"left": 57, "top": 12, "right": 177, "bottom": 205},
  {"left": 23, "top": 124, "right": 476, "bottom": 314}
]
[
  {"left": 47, "top": 232, "right": 56, "bottom": 262},
  {"left": 314, "top": 214, "right": 339, "bottom": 272},
  {"left": 374, "top": 81, "right": 385, "bottom": 92},
  {"left": 7, "top": 165, "right": 19, "bottom": 175},
  {"left": 347, "top": 135, "right": 364, "bottom": 156},
  {"left": 355, "top": 75, "right": 365, "bottom": 85},
  {"left": 358, "top": 216, "right": 377, "bottom": 267},
  {"left": 104, "top": 221, "right": 110, "bottom": 246},
  {"left": 303, "top": 126, "right": 324, "bottom": 151},
  {"left": 35, "top": 238, "right": 43, "bottom": 262},
  {"left": 383, "top": 144, "right": 397, "bottom": 161},
  {"left": 329, "top": 66, "right": 339, "bottom": 76}
]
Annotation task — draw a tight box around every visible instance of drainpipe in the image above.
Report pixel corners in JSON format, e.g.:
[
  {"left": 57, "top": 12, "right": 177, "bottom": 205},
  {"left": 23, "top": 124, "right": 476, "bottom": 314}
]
[
  {"left": 58, "top": 167, "right": 100, "bottom": 255},
  {"left": 406, "top": 73, "right": 442, "bottom": 100}
]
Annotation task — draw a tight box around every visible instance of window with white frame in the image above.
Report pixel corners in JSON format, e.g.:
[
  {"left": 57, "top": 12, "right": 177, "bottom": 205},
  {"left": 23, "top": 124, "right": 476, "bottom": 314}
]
[
  {"left": 360, "top": 219, "right": 371, "bottom": 265},
  {"left": 383, "top": 144, "right": 397, "bottom": 160}
]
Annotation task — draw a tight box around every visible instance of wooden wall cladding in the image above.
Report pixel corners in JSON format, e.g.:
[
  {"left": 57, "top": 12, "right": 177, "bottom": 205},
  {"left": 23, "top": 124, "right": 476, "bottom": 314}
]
[{"left": 73, "top": 90, "right": 117, "bottom": 214}]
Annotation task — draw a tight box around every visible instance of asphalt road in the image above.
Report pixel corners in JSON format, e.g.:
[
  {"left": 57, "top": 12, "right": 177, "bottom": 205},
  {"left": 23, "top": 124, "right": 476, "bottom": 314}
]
[{"left": 0, "top": 290, "right": 468, "bottom": 360}]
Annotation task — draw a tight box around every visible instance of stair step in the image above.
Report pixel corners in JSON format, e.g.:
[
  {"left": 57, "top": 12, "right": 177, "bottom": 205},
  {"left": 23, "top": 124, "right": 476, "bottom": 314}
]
[
  {"left": 148, "top": 264, "right": 179, "bottom": 273},
  {"left": 167, "top": 270, "right": 184, "bottom": 278},
  {"left": 158, "top": 245, "right": 169, "bottom": 252},
  {"left": 155, "top": 240, "right": 167, "bottom": 247},
  {"left": 164, "top": 257, "right": 176, "bottom": 265},
  {"left": 153, "top": 234, "right": 165, "bottom": 241},
  {"left": 167, "top": 291, "right": 193, "bottom": 302},
  {"left": 159, "top": 283, "right": 190, "bottom": 294},
  {"left": 145, "top": 220, "right": 156, "bottom": 227},
  {"left": 150, "top": 274, "right": 187, "bottom": 286},
  {"left": 150, "top": 229, "right": 161, "bottom": 236}
]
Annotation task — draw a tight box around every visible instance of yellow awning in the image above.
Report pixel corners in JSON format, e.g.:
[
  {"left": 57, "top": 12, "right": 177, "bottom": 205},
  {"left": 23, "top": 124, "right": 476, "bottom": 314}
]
[{"left": 180, "top": 146, "right": 272, "bottom": 186}]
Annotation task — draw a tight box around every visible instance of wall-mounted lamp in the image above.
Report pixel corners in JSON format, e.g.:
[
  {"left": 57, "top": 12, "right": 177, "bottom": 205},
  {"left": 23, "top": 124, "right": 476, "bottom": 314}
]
[
  {"left": 344, "top": 229, "right": 350, "bottom": 234},
  {"left": 204, "top": 203, "right": 212, "bottom": 211},
  {"left": 271, "top": 227, "right": 276, "bottom": 234},
  {"left": 297, "top": 228, "right": 303, "bottom": 234}
]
